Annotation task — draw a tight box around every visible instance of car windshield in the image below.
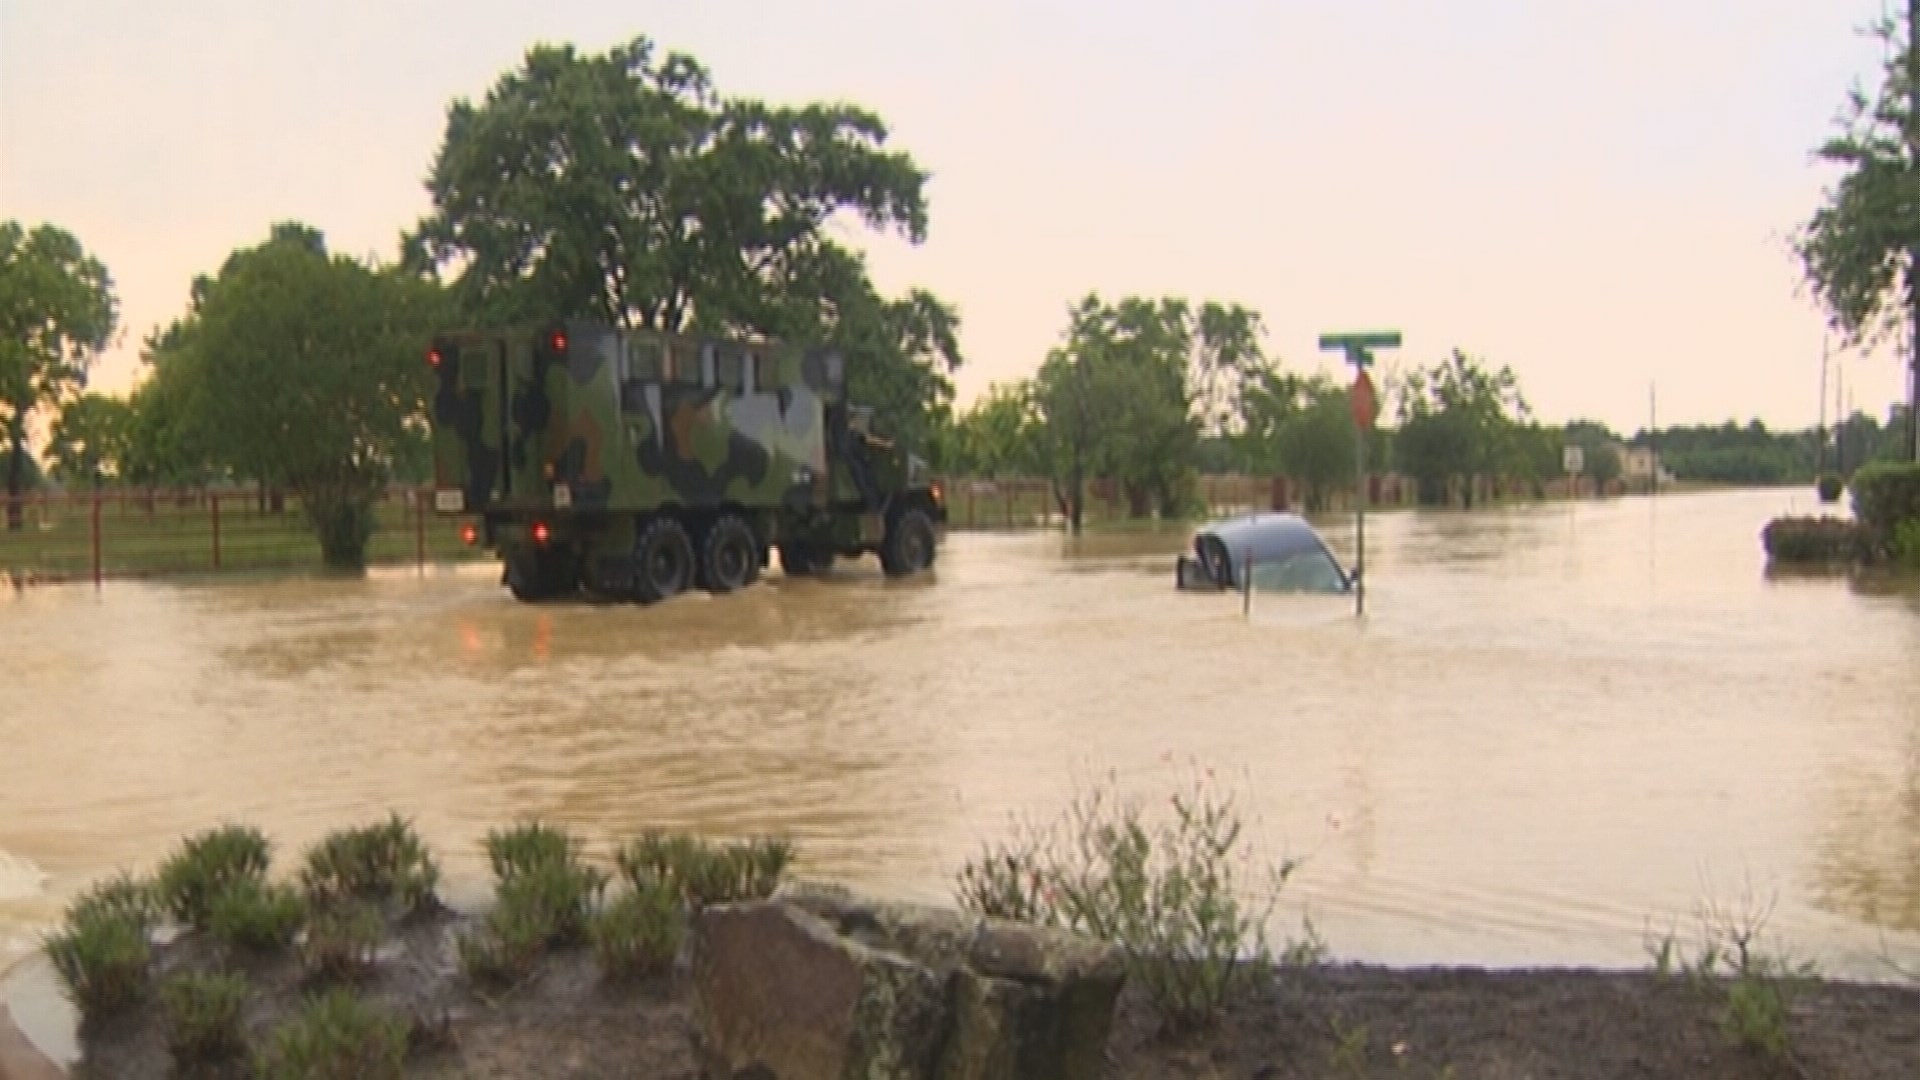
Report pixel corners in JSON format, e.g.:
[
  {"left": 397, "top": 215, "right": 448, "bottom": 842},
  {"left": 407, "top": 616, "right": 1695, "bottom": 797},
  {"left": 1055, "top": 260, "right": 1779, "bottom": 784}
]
[{"left": 1247, "top": 548, "right": 1348, "bottom": 594}]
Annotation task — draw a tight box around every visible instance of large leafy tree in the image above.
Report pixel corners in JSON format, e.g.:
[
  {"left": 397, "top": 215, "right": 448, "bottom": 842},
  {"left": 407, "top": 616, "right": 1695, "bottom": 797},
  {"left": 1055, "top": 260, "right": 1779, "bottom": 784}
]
[
  {"left": 1393, "top": 348, "right": 1532, "bottom": 506},
  {"left": 1236, "top": 371, "right": 1362, "bottom": 513},
  {"left": 0, "top": 222, "right": 117, "bottom": 527},
  {"left": 403, "top": 35, "right": 961, "bottom": 448},
  {"left": 46, "top": 392, "right": 134, "bottom": 489},
  {"left": 147, "top": 223, "right": 450, "bottom": 568},
  {"left": 1031, "top": 293, "right": 1265, "bottom": 529},
  {"left": 1798, "top": 9, "right": 1920, "bottom": 461}
]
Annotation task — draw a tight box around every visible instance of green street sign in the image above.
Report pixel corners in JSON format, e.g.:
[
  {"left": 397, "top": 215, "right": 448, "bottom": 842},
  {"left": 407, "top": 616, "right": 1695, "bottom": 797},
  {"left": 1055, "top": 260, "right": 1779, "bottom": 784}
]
[{"left": 1318, "top": 330, "right": 1401, "bottom": 369}]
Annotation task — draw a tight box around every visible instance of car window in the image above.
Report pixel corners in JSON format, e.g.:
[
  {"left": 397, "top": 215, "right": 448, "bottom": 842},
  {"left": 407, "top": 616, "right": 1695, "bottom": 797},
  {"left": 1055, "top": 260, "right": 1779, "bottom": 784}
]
[{"left": 1250, "top": 549, "right": 1347, "bottom": 594}]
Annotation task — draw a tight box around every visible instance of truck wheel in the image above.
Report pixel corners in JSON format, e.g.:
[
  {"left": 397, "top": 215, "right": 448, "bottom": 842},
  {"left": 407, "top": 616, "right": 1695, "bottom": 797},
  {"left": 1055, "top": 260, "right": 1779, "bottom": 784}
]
[
  {"left": 633, "top": 517, "right": 694, "bottom": 604},
  {"left": 778, "top": 542, "right": 829, "bottom": 576},
  {"left": 700, "top": 513, "right": 759, "bottom": 594},
  {"left": 880, "top": 506, "right": 937, "bottom": 577},
  {"left": 506, "top": 548, "right": 579, "bottom": 602}
]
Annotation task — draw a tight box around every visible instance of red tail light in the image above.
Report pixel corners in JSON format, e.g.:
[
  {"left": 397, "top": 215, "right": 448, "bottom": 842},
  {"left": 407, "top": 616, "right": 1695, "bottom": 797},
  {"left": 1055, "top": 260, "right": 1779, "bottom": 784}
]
[
  {"left": 549, "top": 331, "right": 568, "bottom": 353},
  {"left": 460, "top": 523, "right": 477, "bottom": 546},
  {"left": 532, "top": 522, "right": 550, "bottom": 545},
  {"left": 427, "top": 348, "right": 443, "bottom": 368}
]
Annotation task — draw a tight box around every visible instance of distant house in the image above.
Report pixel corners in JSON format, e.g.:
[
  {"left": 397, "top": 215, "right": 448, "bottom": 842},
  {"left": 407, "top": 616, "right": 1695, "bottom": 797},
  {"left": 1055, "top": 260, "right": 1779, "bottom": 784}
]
[{"left": 1617, "top": 443, "right": 1673, "bottom": 489}]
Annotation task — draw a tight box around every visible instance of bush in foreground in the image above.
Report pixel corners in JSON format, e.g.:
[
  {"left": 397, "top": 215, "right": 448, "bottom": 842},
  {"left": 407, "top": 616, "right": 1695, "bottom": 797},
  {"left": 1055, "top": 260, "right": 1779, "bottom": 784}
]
[
  {"left": 298, "top": 814, "right": 441, "bottom": 917},
  {"left": 953, "top": 771, "right": 1306, "bottom": 1033},
  {"left": 1816, "top": 473, "right": 1843, "bottom": 503},
  {"left": 159, "top": 970, "right": 249, "bottom": 1066},
  {"left": 589, "top": 881, "right": 686, "bottom": 981},
  {"left": 1760, "top": 516, "right": 1870, "bottom": 565},
  {"left": 43, "top": 904, "right": 151, "bottom": 1023},
  {"left": 256, "top": 988, "right": 409, "bottom": 1080},
  {"left": 155, "top": 824, "right": 272, "bottom": 930}
]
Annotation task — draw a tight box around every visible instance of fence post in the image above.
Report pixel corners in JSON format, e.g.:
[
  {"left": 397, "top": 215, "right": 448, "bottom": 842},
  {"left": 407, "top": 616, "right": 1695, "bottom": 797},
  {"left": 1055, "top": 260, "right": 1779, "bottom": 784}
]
[
  {"left": 91, "top": 493, "right": 103, "bottom": 586},
  {"left": 211, "top": 493, "right": 222, "bottom": 570},
  {"left": 415, "top": 487, "right": 426, "bottom": 569},
  {"left": 1242, "top": 546, "right": 1252, "bottom": 617}
]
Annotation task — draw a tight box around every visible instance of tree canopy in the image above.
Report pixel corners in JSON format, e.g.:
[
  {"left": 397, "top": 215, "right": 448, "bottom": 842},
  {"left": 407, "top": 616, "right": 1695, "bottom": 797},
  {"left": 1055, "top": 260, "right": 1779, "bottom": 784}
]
[
  {"left": 0, "top": 221, "right": 117, "bottom": 525},
  {"left": 402, "top": 34, "right": 961, "bottom": 449}
]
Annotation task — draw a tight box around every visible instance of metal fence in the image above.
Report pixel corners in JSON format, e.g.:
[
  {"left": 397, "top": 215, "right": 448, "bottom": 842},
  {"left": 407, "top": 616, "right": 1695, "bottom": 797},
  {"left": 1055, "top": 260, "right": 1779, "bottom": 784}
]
[{"left": 0, "top": 471, "right": 1492, "bottom": 586}]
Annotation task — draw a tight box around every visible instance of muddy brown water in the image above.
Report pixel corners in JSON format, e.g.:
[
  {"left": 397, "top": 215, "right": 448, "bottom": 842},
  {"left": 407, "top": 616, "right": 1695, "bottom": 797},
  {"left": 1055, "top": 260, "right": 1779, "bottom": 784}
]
[{"left": 3, "top": 487, "right": 1919, "bottom": 1010}]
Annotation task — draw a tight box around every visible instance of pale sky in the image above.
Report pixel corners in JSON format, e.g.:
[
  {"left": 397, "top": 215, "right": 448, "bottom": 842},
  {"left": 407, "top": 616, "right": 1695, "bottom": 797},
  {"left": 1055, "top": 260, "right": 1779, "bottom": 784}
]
[{"left": 1, "top": 0, "right": 1910, "bottom": 435}]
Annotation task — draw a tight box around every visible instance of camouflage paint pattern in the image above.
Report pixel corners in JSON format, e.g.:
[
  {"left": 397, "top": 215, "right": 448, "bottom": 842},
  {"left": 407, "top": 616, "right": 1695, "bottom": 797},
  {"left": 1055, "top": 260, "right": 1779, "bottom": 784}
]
[{"left": 430, "top": 320, "right": 909, "bottom": 544}]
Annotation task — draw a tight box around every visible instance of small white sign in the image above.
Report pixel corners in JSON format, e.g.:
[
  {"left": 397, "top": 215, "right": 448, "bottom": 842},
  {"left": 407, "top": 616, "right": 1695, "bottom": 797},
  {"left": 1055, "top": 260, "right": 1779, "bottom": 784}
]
[
  {"left": 552, "top": 484, "right": 572, "bottom": 509},
  {"left": 434, "top": 489, "right": 465, "bottom": 514},
  {"left": 1562, "top": 446, "right": 1585, "bottom": 475}
]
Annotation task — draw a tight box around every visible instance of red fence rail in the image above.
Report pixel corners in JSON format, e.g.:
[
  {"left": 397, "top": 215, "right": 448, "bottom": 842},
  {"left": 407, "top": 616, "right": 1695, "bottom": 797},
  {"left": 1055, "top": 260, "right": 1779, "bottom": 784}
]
[{"left": 2, "top": 470, "right": 1603, "bottom": 587}]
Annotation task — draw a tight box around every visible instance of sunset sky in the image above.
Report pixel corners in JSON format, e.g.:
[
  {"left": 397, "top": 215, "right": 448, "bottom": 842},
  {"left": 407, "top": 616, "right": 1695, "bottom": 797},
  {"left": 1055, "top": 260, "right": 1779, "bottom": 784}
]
[{"left": 2, "top": 0, "right": 1909, "bottom": 435}]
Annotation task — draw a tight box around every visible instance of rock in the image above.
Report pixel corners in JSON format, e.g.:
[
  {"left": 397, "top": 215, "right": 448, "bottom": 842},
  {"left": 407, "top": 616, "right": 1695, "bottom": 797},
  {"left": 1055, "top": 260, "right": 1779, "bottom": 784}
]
[
  {"left": 691, "top": 887, "right": 1125, "bottom": 1080},
  {"left": 691, "top": 900, "right": 949, "bottom": 1080}
]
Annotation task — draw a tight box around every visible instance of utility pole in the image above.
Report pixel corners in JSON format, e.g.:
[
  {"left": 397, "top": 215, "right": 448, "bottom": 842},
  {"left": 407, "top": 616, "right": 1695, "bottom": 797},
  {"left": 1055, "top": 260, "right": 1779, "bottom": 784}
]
[{"left": 1817, "top": 337, "right": 1829, "bottom": 476}]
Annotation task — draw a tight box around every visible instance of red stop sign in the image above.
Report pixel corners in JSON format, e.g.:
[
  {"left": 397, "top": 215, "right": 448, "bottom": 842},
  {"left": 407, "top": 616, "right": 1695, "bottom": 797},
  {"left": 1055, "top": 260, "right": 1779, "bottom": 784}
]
[{"left": 1350, "top": 370, "right": 1379, "bottom": 431}]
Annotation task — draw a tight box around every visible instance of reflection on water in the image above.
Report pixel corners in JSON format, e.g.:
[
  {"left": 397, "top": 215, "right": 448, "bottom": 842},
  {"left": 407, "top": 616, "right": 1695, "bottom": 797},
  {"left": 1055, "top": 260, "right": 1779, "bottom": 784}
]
[{"left": 3, "top": 488, "right": 1919, "bottom": 980}]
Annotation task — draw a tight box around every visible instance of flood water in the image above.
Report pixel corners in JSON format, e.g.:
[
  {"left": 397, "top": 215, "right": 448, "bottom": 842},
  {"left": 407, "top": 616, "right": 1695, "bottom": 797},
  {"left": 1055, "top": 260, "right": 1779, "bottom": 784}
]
[{"left": 4, "top": 487, "right": 1920, "bottom": 989}]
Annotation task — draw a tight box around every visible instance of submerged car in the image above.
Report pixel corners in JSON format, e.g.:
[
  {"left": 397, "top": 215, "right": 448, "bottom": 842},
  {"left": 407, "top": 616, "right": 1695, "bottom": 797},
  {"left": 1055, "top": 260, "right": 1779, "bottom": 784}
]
[{"left": 1175, "top": 512, "right": 1356, "bottom": 595}]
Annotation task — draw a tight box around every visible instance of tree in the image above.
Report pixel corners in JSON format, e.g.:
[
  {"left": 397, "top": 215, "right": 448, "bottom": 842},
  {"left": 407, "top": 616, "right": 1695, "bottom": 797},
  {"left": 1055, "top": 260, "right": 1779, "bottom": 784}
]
[
  {"left": 948, "top": 381, "right": 1042, "bottom": 478},
  {"left": 0, "top": 222, "right": 117, "bottom": 527},
  {"left": 1393, "top": 348, "right": 1532, "bottom": 506},
  {"left": 1235, "top": 371, "right": 1356, "bottom": 513},
  {"left": 403, "top": 35, "right": 961, "bottom": 446},
  {"left": 1563, "top": 419, "right": 1624, "bottom": 492},
  {"left": 1029, "top": 293, "right": 1265, "bottom": 530},
  {"left": 1797, "top": 9, "right": 1920, "bottom": 462},
  {"left": 46, "top": 392, "right": 134, "bottom": 489},
  {"left": 149, "top": 223, "right": 450, "bottom": 569}
]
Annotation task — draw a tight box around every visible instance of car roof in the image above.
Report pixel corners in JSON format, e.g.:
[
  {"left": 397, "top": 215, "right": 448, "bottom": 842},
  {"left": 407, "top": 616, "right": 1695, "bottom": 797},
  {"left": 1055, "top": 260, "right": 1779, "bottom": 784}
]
[{"left": 1196, "top": 512, "right": 1334, "bottom": 563}]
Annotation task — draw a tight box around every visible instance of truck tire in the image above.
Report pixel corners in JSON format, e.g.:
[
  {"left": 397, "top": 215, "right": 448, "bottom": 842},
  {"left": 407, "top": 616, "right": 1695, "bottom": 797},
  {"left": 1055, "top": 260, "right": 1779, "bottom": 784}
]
[
  {"left": 700, "top": 513, "right": 760, "bottom": 594},
  {"left": 778, "top": 542, "right": 829, "bottom": 576},
  {"left": 506, "top": 548, "right": 579, "bottom": 602},
  {"left": 880, "top": 506, "right": 937, "bottom": 577},
  {"left": 633, "top": 516, "right": 694, "bottom": 604}
]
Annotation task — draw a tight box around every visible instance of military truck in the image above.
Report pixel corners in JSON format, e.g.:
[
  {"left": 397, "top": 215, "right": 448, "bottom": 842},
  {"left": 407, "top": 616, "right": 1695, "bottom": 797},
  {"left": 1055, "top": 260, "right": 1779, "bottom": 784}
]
[{"left": 426, "top": 319, "right": 946, "bottom": 603}]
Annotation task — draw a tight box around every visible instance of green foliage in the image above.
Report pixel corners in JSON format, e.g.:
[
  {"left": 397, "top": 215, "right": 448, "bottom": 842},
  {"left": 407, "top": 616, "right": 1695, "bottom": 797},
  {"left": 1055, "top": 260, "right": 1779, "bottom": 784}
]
[
  {"left": 944, "top": 382, "right": 1042, "bottom": 478},
  {"left": 953, "top": 772, "right": 1303, "bottom": 1033},
  {"left": 1634, "top": 420, "right": 1815, "bottom": 486},
  {"left": 1393, "top": 349, "right": 1532, "bottom": 506},
  {"left": 1234, "top": 371, "right": 1358, "bottom": 512},
  {"left": 1643, "top": 888, "right": 1814, "bottom": 1063},
  {"left": 0, "top": 220, "right": 118, "bottom": 522},
  {"left": 613, "top": 831, "right": 794, "bottom": 909},
  {"left": 1796, "top": 14, "right": 1920, "bottom": 351},
  {"left": 155, "top": 824, "right": 272, "bottom": 930},
  {"left": 1817, "top": 472, "right": 1845, "bottom": 503},
  {"left": 42, "top": 903, "right": 151, "bottom": 1022},
  {"left": 45, "top": 392, "right": 134, "bottom": 489},
  {"left": 1761, "top": 516, "right": 1872, "bottom": 564},
  {"left": 462, "top": 822, "right": 610, "bottom": 985},
  {"left": 588, "top": 882, "right": 687, "bottom": 981},
  {"left": 65, "top": 871, "right": 161, "bottom": 933},
  {"left": 256, "top": 988, "right": 409, "bottom": 1080},
  {"left": 1895, "top": 519, "right": 1920, "bottom": 567},
  {"left": 299, "top": 902, "right": 383, "bottom": 984},
  {"left": 297, "top": 814, "right": 441, "bottom": 916},
  {"left": 404, "top": 34, "right": 959, "bottom": 451},
  {"left": 1849, "top": 461, "right": 1920, "bottom": 546},
  {"left": 159, "top": 970, "right": 249, "bottom": 1065},
  {"left": 1030, "top": 293, "right": 1266, "bottom": 529},
  {"left": 143, "top": 224, "right": 450, "bottom": 569},
  {"left": 209, "top": 879, "right": 307, "bottom": 952}
]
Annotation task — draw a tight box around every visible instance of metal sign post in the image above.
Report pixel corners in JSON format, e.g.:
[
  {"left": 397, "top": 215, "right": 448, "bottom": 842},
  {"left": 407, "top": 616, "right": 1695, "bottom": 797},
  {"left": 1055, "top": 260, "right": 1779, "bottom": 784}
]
[{"left": 1318, "top": 331, "right": 1400, "bottom": 619}]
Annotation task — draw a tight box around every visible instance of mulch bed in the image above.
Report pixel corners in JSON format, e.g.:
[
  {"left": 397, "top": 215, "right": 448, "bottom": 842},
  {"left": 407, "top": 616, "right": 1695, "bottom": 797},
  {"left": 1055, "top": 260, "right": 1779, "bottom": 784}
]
[{"left": 63, "top": 913, "right": 1920, "bottom": 1079}]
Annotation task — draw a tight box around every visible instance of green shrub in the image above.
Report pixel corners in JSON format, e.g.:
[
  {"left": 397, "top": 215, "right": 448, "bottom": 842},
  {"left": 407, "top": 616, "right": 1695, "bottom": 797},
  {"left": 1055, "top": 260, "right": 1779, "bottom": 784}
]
[
  {"left": 159, "top": 970, "right": 249, "bottom": 1065},
  {"left": 298, "top": 814, "right": 440, "bottom": 916},
  {"left": 589, "top": 883, "right": 686, "bottom": 981},
  {"left": 1760, "top": 516, "right": 1869, "bottom": 564},
  {"left": 155, "top": 824, "right": 272, "bottom": 929},
  {"left": 1850, "top": 462, "right": 1920, "bottom": 544},
  {"left": 614, "top": 831, "right": 794, "bottom": 909},
  {"left": 299, "top": 902, "right": 384, "bottom": 983},
  {"left": 456, "top": 898, "right": 550, "bottom": 987},
  {"left": 954, "top": 773, "right": 1302, "bottom": 1034},
  {"left": 256, "top": 988, "right": 409, "bottom": 1080},
  {"left": 485, "top": 820, "right": 585, "bottom": 882},
  {"left": 43, "top": 906, "right": 151, "bottom": 1022},
  {"left": 65, "top": 872, "right": 161, "bottom": 934},
  {"left": 1896, "top": 520, "right": 1920, "bottom": 569},
  {"left": 1816, "top": 473, "right": 1844, "bottom": 503},
  {"left": 210, "top": 879, "right": 307, "bottom": 952}
]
